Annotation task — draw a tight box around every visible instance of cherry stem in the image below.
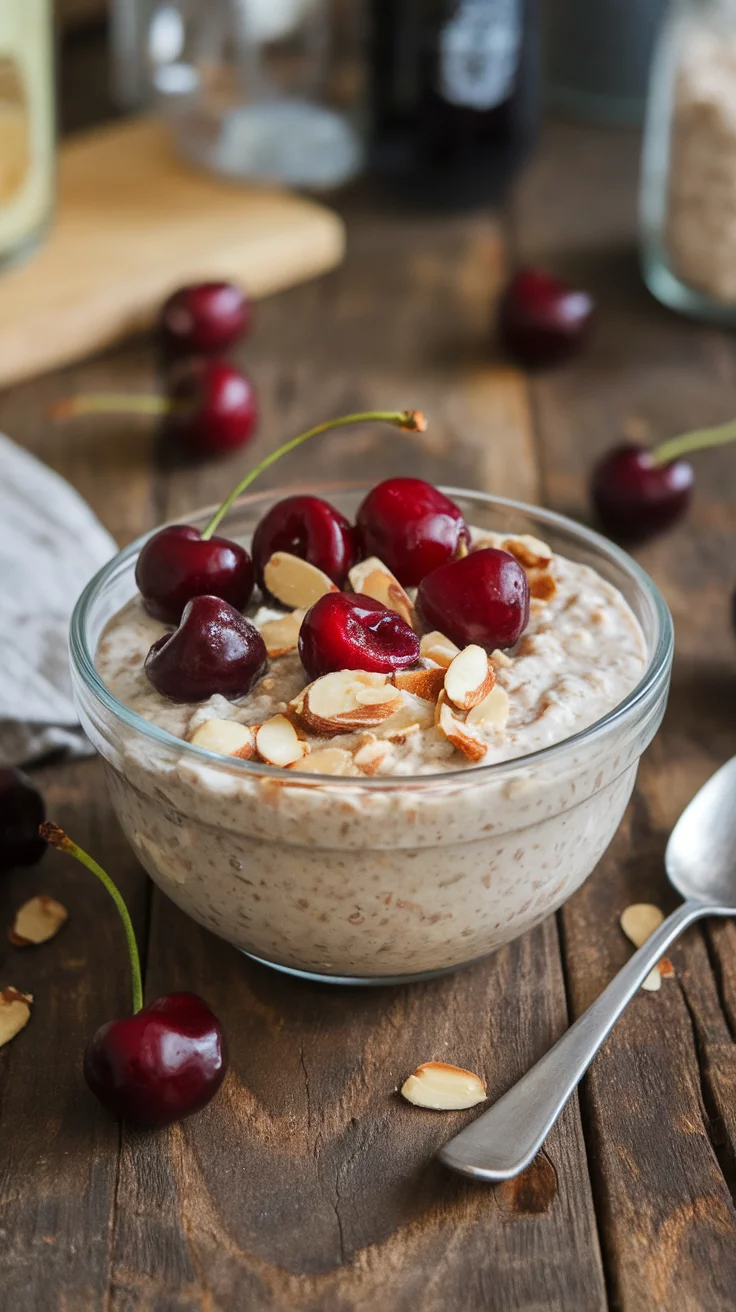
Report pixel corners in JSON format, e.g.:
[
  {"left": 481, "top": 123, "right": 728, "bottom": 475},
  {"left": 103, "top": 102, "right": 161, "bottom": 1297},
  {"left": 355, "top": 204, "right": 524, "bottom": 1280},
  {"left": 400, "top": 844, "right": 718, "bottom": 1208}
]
[
  {"left": 651, "top": 418, "right": 736, "bottom": 466},
  {"left": 51, "top": 393, "right": 177, "bottom": 422},
  {"left": 40, "top": 822, "right": 143, "bottom": 1015},
  {"left": 200, "top": 409, "right": 427, "bottom": 541}
]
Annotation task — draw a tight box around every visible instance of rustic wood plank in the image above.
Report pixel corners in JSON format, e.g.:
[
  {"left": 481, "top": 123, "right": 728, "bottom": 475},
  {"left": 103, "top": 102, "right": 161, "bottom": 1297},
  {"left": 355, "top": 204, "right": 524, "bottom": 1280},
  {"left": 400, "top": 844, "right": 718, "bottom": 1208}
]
[
  {"left": 513, "top": 121, "right": 736, "bottom": 1310},
  {"left": 108, "top": 204, "right": 605, "bottom": 1307}
]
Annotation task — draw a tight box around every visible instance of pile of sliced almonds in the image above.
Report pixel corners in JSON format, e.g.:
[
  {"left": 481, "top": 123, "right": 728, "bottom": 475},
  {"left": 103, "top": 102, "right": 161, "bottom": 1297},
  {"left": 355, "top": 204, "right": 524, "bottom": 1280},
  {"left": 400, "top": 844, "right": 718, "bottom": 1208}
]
[{"left": 619, "top": 902, "right": 674, "bottom": 992}]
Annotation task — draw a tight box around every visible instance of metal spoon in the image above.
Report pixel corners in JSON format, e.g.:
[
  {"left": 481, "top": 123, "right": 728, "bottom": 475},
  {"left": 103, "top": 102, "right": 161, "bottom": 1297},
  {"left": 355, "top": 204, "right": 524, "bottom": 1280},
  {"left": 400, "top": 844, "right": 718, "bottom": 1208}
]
[{"left": 439, "top": 756, "right": 736, "bottom": 1182}]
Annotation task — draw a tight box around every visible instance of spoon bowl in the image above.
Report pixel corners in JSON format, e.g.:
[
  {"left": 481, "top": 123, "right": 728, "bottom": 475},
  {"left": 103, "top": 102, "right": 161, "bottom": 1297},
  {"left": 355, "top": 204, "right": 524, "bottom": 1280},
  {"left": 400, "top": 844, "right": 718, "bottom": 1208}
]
[{"left": 665, "top": 756, "right": 736, "bottom": 907}]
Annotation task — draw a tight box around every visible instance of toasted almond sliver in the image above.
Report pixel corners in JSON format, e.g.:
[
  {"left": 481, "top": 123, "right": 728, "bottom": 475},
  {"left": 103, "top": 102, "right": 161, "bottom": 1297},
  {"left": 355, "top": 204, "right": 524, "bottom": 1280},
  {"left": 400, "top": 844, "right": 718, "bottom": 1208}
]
[
  {"left": 301, "top": 671, "right": 402, "bottom": 734},
  {"left": 659, "top": 957, "right": 676, "bottom": 979},
  {"left": 528, "top": 569, "right": 557, "bottom": 602},
  {"left": 348, "top": 557, "right": 417, "bottom": 629},
  {"left": 501, "top": 534, "right": 553, "bottom": 570},
  {"left": 256, "top": 715, "right": 307, "bottom": 767},
  {"left": 466, "top": 683, "right": 510, "bottom": 731},
  {"left": 401, "top": 1061, "right": 487, "bottom": 1110},
  {"left": 257, "top": 609, "right": 306, "bottom": 658},
  {"left": 375, "top": 699, "right": 434, "bottom": 741},
  {"left": 189, "top": 718, "right": 256, "bottom": 760},
  {"left": 437, "top": 694, "right": 487, "bottom": 763},
  {"left": 289, "top": 748, "right": 357, "bottom": 775},
  {"left": 620, "top": 903, "right": 665, "bottom": 949},
  {"left": 9, "top": 896, "right": 68, "bottom": 947},
  {"left": 263, "top": 552, "right": 337, "bottom": 610},
  {"left": 392, "top": 666, "right": 446, "bottom": 702},
  {"left": 0, "top": 987, "right": 32, "bottom": 1048},
  {"left": 641, "top": 967, "right": 662, "bottom": 993},
  {"left": 354, "top": 738, "right": 395, "bottom": 775},
  {"left": 419, "top": 631, "right": 460, "bottom": 669},
  {"left": 444, "top": 645, "right": 495, "bottom": 712}
]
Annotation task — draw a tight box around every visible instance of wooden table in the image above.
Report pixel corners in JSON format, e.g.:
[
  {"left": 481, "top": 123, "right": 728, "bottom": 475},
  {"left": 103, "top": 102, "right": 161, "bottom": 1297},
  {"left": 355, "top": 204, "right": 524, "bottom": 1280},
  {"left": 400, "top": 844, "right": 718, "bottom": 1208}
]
[{"left": 2, "top": 115, "right": 736, "bottom": 1312}]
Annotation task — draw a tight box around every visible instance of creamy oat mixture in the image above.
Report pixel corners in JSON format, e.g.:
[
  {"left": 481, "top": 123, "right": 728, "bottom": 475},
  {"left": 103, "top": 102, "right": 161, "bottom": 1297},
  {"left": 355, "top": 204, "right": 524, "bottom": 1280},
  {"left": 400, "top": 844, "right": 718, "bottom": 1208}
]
[{"left": 97, "top": 528, "right": 646, "bottom": 776}]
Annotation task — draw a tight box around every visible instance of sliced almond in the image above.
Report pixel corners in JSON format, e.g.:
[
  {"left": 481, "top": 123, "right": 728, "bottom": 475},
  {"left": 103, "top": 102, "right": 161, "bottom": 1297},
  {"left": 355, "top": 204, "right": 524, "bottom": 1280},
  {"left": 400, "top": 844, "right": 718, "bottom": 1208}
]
[
  {"left": 189, "top": 719, "right": 256, "bottom": 760},
  {"left": 256, "top": 715, "right": 308, "bottom": 767},
  {"left": 301, "top": 671, "right": 401, "bottom": 734},
  {"left": 437, "top": 693, "right": 487, "bottom": 763},
  {"left": 392, "top": 667, "right": 446, "bottom": 702},
  {"left": 0, "top": 987, "right": 32, "bottom": 1048},
  {"left": 400, "top": 1061, "right": 487, "bottom": 1110},
  {"left": 501, "top": 534, "right": 553, "bottom": 571},
  {"left": 444, "top": 645, "right": 495, "bottom": 712},
  {"left": 466, "top": 683, "right": 510, "bottom": 731},
  {"left": 420, "top": 631, "right": 460, "bottom": 669},
  {"left": 289, "top": 748, "right": 357, "bottom": 776},
  {"left": 257, "top": 609, "right": 306, "bottom": 658},
  {"left": 354, "top": 738, "right": 395, "bottom": 775},
  {"left": 528, "top": 569, "right": 557, "bottom": 602},
  {"left": 641, "top": 967, "right": 662, "bottom": 993},
  {"left": 620, "top": 903, "right": 664, "bottom": 949},
  {"left": 9, "top": 896, "right": 68, "bottom": 947},
  {"left": 374, "top": 699, "right": 434, "bottom": 742},
  {"left": 659, "top": 957, "right": 676, "bottom": 979},
  {"left": 490, "top": 647, "right": 512, "bottom": 670},
  {"left": 263, "top": 552, "right": 337, "bottom": 610},
  {"left": 348, "top": 557, "right": 416, "bottom": 628}
]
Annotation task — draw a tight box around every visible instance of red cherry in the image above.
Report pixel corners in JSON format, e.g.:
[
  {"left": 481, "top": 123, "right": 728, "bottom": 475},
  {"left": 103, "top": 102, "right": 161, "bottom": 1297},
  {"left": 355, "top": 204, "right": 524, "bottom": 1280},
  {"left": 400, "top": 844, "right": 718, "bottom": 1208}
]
[
  {"left": 499, "top": 268, "right": 594, "bottom": 367},
  {"left": 417, "top": 549, "right": 530, "bottom": 650},
  {"left": 591, "top": 444, "right": 694, "bottom": 542},
  {"left": 83, "top": 992, "right": 227, "bottom": 1126},
  {"left": 356, "top": 478, "right": 469, "bottom": 587},
  {"left": 252, "top": 495, "right": 357, "bottom": 592},
  {"left": 135, "top": 525, "right": 254, "bottom": 624},
  {"left": 166, "top": 359, "right": 258, "bottom": 458},
  {"left": 298, "top": 592, "right": 420, "bottom": 679},
  {"left": 145, "top": 595, "right": 268, "bottom": 701},
  {"left": 0, "top": 767, "right": 45, "bottom": 875},
  {"left": 158, "top": 281, "right": 251, "bottom": 357}
]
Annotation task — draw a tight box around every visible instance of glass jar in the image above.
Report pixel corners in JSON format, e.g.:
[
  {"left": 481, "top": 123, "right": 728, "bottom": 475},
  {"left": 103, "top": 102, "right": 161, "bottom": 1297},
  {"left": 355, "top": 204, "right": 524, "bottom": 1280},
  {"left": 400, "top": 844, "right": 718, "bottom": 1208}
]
[
  {"left": 111, "top": 0, "right": 366, "bottom": 190},
  {"left": 0, "top": 0, "right": 54, "bottom": 267},
  {"left": 641, "top": 0, "right": 736, "bottom": 321}
]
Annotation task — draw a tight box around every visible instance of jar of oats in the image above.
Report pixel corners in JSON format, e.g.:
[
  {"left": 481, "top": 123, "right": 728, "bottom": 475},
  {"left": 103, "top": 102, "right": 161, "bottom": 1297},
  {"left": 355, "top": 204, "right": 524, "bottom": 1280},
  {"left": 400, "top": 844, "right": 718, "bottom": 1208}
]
[{"left": 641, "top": 0, "right": 736, "bottom": 321}]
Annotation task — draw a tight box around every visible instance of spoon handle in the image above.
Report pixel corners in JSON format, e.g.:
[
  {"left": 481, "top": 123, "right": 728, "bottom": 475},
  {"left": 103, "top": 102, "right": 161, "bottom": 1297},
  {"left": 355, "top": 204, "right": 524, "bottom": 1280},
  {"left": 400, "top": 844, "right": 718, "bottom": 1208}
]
[{"left": 439, "top": 900, "right": 707, "bottom": 1181}]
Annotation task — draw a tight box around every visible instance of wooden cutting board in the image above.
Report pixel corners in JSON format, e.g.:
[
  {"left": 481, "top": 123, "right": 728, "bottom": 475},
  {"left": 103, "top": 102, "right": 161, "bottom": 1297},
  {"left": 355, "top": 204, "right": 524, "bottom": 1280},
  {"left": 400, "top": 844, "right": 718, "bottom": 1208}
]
[{"left": 0, "top": 116, "right": 345, "bottom": 388}]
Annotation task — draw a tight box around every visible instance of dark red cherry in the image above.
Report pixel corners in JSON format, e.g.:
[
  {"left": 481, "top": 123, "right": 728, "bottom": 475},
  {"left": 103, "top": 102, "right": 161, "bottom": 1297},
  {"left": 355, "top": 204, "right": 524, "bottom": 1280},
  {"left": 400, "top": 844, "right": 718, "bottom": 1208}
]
[
  {"left": 166, "top": 359, "right": 258, "bottom": 458},
  {"left": 83, "top": 992, "right": 227, "bottom": 1126},
  {"left": 356, "top": 478, "right": 469, "bottom": 587},
  {"left": 499, "top": 268, "right": 594, "bottom": 367},
  {"left": 135, "top": 525, "right": 254, "bottom": 624},
  {"left": 298, "top": 592, "right": 420, "bottom": 680},
  {"left": 145, "top": 595, "right": 268, "bottom": 701},
  {"left": 417, "top": 549, "right": 530, "bottom": 650},
  {"left": 252, "top": 495, "right": 357, "bottom": 593},
  {"left": 158, "top": 281, "right": 251, "bottom": 357},
  {"left": 0, "top": 768, "right": 45, "bottom": 875},
  {"left": 591, "top": 444, "right": 694, "bottom": 542}
]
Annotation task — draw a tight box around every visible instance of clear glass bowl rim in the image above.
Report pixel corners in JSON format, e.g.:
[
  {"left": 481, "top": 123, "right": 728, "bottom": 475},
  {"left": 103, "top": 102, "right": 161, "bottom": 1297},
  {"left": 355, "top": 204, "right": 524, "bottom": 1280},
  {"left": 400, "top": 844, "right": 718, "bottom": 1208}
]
[{"left": 70, "top": 484, "right": 674, "bottom": 792}]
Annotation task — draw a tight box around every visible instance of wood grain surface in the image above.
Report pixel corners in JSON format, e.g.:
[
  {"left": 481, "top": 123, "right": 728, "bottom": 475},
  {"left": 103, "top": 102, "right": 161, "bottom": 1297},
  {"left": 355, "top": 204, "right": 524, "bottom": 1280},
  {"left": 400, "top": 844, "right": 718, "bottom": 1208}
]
[{"left": 1, "top": 106, "right": 735, "bottom": 1311}]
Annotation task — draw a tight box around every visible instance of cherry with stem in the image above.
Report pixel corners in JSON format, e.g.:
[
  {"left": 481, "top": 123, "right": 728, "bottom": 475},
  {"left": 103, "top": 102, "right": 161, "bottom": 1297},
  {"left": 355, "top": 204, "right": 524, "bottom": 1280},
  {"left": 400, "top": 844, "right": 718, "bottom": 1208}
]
[{"left": 40, "top": 822, "right": 227, "bottom": 1126}]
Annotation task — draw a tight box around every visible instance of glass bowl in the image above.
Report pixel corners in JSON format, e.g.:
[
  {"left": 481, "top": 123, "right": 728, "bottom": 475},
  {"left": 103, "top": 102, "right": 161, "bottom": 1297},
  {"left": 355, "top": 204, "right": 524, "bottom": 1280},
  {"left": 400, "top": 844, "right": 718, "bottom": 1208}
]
[{"left": 70, "top": 487, "right": 674, "bottom": 985}]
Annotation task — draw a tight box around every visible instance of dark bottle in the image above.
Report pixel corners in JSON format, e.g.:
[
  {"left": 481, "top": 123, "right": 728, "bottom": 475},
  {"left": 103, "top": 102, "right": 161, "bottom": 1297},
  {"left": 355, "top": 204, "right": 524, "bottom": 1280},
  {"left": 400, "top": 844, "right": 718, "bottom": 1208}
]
[{"left": 370, "top": 0, "right": 540, "bottom": 208}]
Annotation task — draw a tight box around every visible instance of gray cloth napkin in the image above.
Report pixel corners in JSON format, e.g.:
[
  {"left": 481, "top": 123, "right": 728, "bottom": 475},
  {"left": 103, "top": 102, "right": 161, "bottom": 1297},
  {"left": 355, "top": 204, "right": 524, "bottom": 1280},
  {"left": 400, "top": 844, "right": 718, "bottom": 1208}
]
[{"left": 0, "top": 434, "right": 117, "bottom": 766}]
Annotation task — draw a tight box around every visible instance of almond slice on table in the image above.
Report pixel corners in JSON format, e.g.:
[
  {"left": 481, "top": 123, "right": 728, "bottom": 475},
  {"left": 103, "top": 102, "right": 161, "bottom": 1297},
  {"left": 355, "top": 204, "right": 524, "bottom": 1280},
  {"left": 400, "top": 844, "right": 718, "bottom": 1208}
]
[
  {"left": 189, "top": 719, "right": 256, "bottom": 760},
  {"left": 444, "top": 645, "right": 496, "bottom": 712},
  {"left": 392, "top": 666, "right": 446, "bottom": 702},
  {"left": 256, "top": 715, "right": 308, "bottom": 767},
  {"left": 263, "top": 552, "right": 337, "bottom": 610},
  {"left": 501, "top": 534, "right": 553, "bottom": 571},
  {"left": 300, "top": 671, "right": 402, "bottom": 734},
  {"left": 289, "top": 748, "right": 357, "bottom": 776},
  {"left": 401, "top": 1061, "right": 487, "bottom": 1110},
  {"left": 437, "top": 692, "right": 487, "bottom": 763},
  {"left": 0, "top": 987, "right": 32, "bottom": 1048},
  {"left": 620, "top": 903, "right": 664, "bottom": 948},
  {"left": 419, "top": 631, "right": 460, "bottom": 669},
  {"left": 9, "top": 896, "right": 68, "bottom": 947},
  {"left": 347, "top": 557, "right": 416, "bottom": 628},
  {"left": 256, "top": 609, "right": 306, "bottom": 658},
  {"left": 466, "top": 684, "right": 510, "bottom": 731}
]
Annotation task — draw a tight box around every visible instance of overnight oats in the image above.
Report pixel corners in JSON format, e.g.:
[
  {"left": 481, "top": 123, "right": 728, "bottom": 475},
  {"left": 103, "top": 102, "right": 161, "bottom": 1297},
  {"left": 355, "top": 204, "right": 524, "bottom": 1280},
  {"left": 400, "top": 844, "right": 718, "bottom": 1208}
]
[{"left": 71, "top": 417, "right": 673, "bottom": 982}]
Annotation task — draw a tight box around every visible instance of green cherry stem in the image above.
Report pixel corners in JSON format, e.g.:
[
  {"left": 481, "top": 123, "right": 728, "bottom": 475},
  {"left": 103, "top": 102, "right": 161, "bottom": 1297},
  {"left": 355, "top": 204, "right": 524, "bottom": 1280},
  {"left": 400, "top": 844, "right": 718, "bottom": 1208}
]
[
  {"left": 651, "top": 417, "right": 736, "bottom": 467},
  {"left": 40, "top": 822, "right": 143, "bottom": 1015},
  {"left": 200, "top": 409, "right": 427, "bottom": 541}
]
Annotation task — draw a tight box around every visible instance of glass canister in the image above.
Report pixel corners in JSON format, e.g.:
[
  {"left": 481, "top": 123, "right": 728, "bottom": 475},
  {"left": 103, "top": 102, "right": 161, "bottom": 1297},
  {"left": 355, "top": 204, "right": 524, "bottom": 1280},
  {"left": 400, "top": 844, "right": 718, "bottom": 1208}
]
[
  {"left": 641, "top": 0, "right": 736, "bottom": 321},
  {"left": 111, "top": 0, "right": 366, "bottom": 190},
  {"left": 0, "top": 0, "right": 54, "bottom": 268}
]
